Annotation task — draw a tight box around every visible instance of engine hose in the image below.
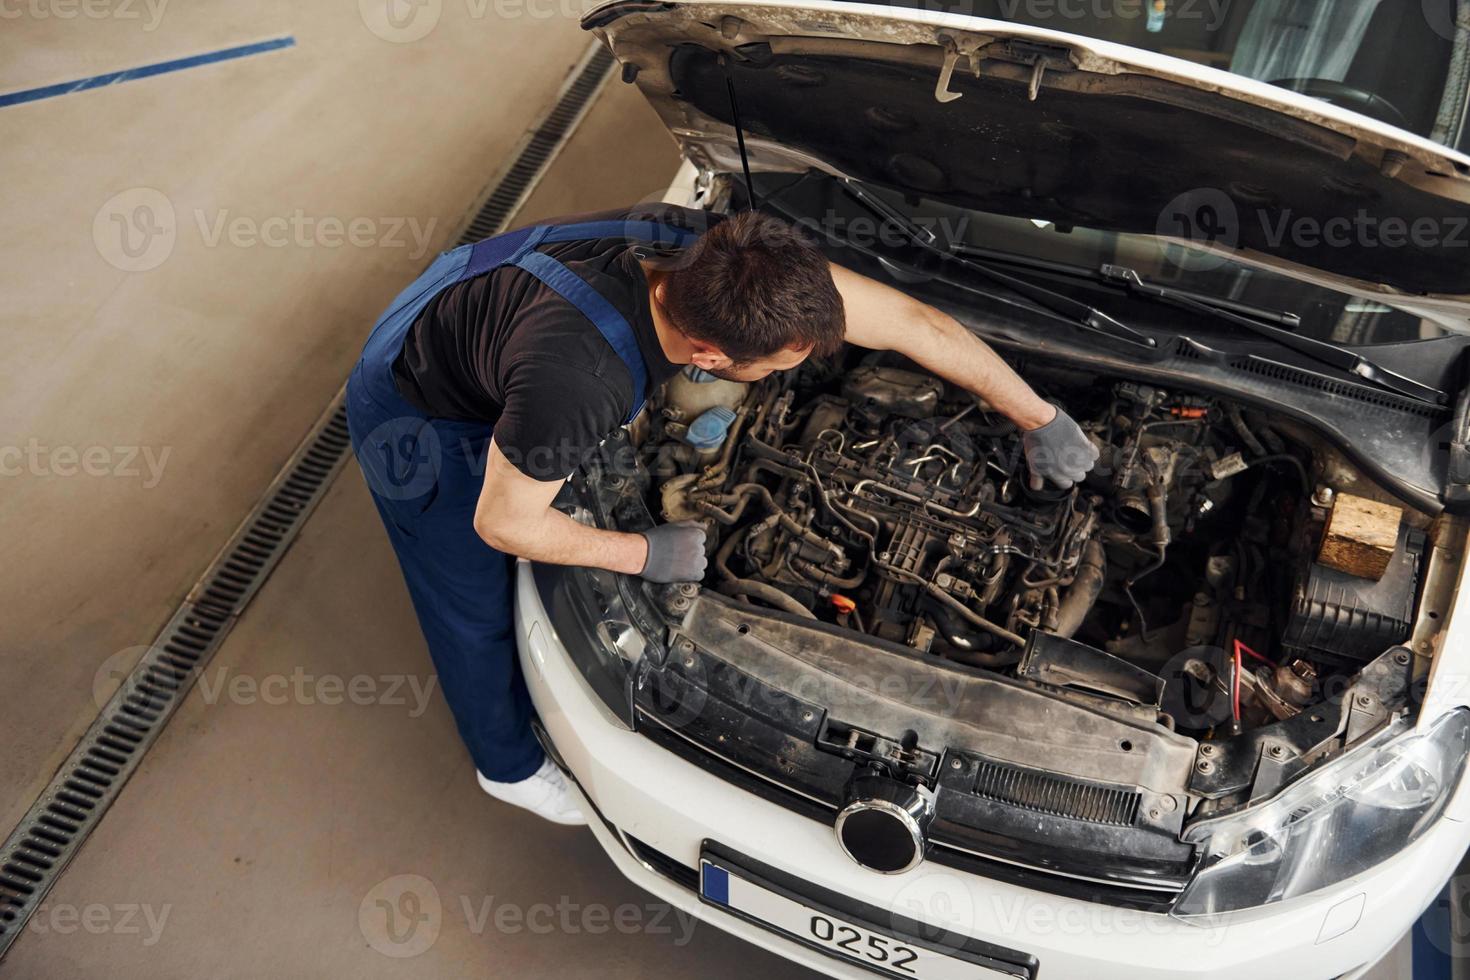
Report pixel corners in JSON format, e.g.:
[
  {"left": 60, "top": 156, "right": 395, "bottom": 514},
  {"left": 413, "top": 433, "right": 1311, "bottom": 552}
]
[
  {"left": 1123, "top": 481, "right": 1171, "bottom": 639},
  {"left": 746, "top": 453, "right": 878, "bottom": 549},
  {"left": 714, "top": 524, "right": 749, "bottom": 581},
  {"left": 1147, "top": 480, "right": 1170, "bottom": 551},
  {"left": 792, "top": 556, "right": 865, "bottom": 589},
  {"left": 920, "top": 582, "right": 1026, "bottom": 648},
  {"left": 926, "top": 600, "right": 1024, "bottom": 667},
  {"left": 699, "top": 484, "right": 846, "bottom": 564},
  {"left": 1226, "top": 403, "right": 1267, "bottom": 457},
  {"left": 1053, "top": 540, "right": 1106, "bottom": 638},
  {"left": 1245, "top": 453, "right": 1309, "bottom": 496},
  {"left": 1252, "top": 413, "right": 1286, "bottom": 455},
  {"left": 718, "top": 578, "right": 817, "bottom": 619}
]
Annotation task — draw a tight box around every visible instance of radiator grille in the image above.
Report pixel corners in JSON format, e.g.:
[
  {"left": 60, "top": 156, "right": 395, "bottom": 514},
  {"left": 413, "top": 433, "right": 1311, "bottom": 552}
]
[{"left": 972, "top": 760, "right": 1140, "bottom": 827}]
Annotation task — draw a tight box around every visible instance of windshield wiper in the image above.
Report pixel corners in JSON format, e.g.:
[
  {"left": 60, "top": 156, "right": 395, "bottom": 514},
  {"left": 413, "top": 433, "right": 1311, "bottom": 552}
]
[
  {"left": 1099, "top": 265, "right": 1448, "bottom": 407},
  {"left": 951, "top": 241, "right": 1304, "bottom": 330},
  {"left": 836, "top": 182, "right": 1158, "bottom": 350}
]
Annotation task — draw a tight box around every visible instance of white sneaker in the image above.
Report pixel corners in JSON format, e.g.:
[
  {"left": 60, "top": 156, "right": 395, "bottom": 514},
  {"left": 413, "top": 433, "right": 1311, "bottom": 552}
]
[{"left": 477, "top": 758, "right": 588, "bottom": 826}]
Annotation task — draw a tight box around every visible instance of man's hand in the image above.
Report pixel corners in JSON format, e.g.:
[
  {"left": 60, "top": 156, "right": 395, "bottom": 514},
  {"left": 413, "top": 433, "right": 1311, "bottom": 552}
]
[
  {"left": 638, "top": 521, "right": 708, "bottom": 583},
  {"left": 1021, "top": 407, "right": 1099, "bottom": 490}
]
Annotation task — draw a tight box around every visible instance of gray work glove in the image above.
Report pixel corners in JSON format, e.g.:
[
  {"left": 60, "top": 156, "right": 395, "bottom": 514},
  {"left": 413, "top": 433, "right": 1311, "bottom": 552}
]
[
  {"left": 639, "top": 521, "right": 708, "bottom": 583},
  {"left": 1021, "top": 408, "right": 1099, "bottom": 490}
]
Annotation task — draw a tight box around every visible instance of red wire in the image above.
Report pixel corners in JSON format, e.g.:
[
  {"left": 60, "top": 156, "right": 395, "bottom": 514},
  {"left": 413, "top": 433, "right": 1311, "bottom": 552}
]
[
  {"left": 1231, "top": 639, "right": 1243, "bottom": 725},
  {"left": 1237, "top": 641, "right": 1272, "bottom": 666}
]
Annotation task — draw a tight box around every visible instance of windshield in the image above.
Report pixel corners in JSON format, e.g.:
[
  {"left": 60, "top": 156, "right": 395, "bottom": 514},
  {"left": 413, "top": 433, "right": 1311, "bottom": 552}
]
[
  {"left": 761, "top": 172, "right": 1458, "bottom": 345},
  {"left": 912, "top": 0, "right": 1470, "bottom": 150},
  {"left": 929, "top": 195, "right": 1453, "bottom": 344}
]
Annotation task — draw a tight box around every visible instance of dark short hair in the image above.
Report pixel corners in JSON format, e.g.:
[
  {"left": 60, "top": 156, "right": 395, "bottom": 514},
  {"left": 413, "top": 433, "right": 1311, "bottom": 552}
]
[{"left": 661, "top": 212, "right": 845, "bottom": 363}]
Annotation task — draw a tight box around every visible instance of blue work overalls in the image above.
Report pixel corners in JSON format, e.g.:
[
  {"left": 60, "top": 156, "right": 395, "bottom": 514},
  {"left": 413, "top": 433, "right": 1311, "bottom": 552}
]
[{"left": 346, "top": 219, "right": 699, "bottom": 781}]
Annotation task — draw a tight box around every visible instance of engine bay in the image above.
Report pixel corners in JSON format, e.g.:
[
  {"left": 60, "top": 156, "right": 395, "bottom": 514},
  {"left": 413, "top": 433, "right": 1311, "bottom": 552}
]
[{"left": 633, "top": 354, "right": 1432, "bottom": 741}]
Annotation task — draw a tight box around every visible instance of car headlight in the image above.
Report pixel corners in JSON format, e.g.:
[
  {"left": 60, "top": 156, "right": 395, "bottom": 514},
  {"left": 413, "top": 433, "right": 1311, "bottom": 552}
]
[
  {"left": 534, "top": 556, "right": 646, "bottom": 730},
  {"left": 1175, "top": 708, "right": 1470, "bottom": 917}
]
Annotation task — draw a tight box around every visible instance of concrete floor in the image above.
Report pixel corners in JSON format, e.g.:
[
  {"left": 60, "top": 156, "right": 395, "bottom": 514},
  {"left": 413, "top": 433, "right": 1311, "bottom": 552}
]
[{"left": 0, "top": 6, "right": 1421, "bottom": 978}]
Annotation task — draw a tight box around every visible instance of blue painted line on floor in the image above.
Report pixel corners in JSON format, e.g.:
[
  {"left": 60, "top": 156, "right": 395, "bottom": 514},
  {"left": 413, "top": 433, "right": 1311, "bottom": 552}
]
[{"left": 0, "top": 36, "right": 296, "bottom": 109}]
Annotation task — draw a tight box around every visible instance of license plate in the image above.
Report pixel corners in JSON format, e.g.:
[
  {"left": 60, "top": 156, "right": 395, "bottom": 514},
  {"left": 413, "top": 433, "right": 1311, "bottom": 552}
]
[{"left": 699, "top": 850, "right": 1033, "bottom": 980}]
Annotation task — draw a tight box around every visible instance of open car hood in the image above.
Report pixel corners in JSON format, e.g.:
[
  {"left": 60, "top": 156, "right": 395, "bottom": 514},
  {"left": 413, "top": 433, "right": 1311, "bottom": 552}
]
[{"left": 587, "top": 0, "right": 1470, "bottom": 303}]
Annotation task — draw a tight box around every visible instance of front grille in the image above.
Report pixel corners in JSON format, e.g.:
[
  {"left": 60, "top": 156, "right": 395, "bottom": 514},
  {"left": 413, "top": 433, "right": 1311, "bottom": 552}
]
[
  {"left": 973, "top": 759, "right": 1140, "bottom": 827},
  {"left": 625, "top": 836, "right": 700, "bottom": 891},
  {"left": 928, "top": 845, "right": 1179, "bottom": 913},
  {"left": 635, "top": 719, "right": 1180, "bottom": 910}
]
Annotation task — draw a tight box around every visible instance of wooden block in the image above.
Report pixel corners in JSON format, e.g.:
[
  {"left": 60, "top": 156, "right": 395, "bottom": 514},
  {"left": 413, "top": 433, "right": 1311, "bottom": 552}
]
[{"left": 1318, "top": 493, "right": 1402, "bottom": 580}]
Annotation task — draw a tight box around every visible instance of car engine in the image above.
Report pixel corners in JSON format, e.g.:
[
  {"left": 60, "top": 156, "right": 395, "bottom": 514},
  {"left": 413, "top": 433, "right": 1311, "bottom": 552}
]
[{"left": 629, "top": 356, "right": 1427, "bottom": 739}]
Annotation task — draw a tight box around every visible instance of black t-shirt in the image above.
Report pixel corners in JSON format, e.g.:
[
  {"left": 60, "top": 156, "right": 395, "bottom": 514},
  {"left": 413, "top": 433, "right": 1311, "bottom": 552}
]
[{"left": 391, "top": 205, "right": 716, "bottom": 481}]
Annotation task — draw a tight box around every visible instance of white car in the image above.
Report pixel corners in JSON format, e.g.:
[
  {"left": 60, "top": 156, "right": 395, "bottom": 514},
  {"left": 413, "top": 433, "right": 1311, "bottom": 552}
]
[{"left": 518, "top": 2, "right": 1470, "bottom": 977}]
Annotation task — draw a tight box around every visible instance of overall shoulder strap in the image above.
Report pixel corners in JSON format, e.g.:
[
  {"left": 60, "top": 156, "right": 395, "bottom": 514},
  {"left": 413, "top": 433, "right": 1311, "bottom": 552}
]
[
  {"left": 460, "top": 217, "right": 702, "bottom": 424},
  {"left": 537, "top": 219, "right": 702, "bottom": 248},
  {"left": 511, "top": 250, "right": 649, "bottom": 424}
]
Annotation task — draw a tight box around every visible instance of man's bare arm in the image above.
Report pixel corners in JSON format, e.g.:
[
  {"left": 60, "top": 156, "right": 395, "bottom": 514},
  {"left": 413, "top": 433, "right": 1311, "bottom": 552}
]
[
  {"left": 473, "top": 438, "right": 649, "bottom": 573},
  {"left": 830, "top": 262, "right": 1056, "bottom": 430}
]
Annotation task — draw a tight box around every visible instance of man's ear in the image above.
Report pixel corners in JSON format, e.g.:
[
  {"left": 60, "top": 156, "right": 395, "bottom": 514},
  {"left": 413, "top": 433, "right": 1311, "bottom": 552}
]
[{"left": 689, "top": 347, "right": 731, "bottom": 372}]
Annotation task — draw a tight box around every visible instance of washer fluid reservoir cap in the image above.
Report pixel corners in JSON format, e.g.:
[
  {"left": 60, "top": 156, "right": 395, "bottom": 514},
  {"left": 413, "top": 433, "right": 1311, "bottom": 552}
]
[{"left": 685, "top": 406, "right": 736, "bottom": 451}]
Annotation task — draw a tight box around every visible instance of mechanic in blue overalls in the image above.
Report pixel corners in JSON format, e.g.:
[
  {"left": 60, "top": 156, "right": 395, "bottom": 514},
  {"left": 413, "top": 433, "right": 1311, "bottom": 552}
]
[{"left": 347, "top": 205, "right": 1097, "bottom": 825}]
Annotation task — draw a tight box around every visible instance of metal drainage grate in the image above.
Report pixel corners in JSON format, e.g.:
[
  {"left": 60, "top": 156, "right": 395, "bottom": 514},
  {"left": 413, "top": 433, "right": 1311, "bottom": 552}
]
[{"left": 0, "top": 38, "right": 619, "bottom": 961}]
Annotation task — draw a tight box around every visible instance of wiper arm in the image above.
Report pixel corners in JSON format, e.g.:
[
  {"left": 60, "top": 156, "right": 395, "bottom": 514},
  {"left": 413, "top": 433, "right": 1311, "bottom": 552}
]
[
  {"left": 951, "top": 241, "right": 1303, "bottom": 329},
  {"left": 1100, "top": 265, "right": 1448, "bottom": 407},
  {"left": 837, "top": 182, "right": 1158, "bottom": 350}
]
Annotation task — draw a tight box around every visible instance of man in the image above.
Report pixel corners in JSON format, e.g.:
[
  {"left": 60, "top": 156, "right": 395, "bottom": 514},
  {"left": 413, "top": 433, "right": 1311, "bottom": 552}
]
[{"left": 347, "top": 204, "right": 1097, "bottom": 826}]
